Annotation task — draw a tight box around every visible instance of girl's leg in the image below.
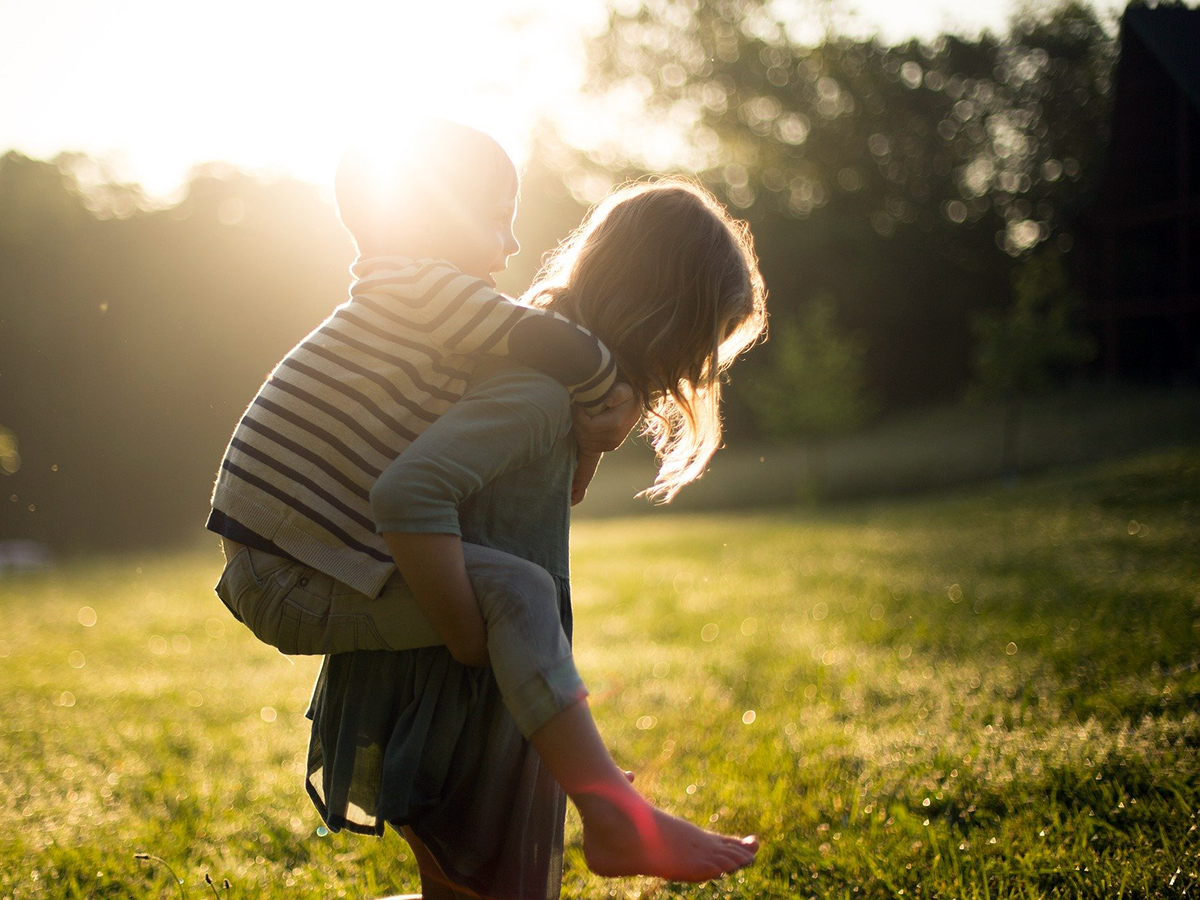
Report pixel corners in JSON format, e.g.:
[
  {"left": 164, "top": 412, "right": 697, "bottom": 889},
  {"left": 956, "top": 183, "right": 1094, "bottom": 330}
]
[{"left": 399, "top": 826, "right": 479, "bottom": 900}]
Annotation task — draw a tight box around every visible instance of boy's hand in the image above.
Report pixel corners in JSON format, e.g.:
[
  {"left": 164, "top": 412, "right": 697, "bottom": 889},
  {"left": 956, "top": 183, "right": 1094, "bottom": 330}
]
[
  {"left": 572, "top": 383, "right": 640, "bottom": 455},
  {"left": 571, "top": 384, "right": 641, "bottom": 506}
]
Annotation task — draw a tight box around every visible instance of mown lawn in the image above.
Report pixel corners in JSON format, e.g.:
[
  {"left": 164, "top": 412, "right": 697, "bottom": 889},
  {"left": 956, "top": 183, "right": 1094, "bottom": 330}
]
[{"left": 1, "top": 449, "right": 1198, "bottom": 899}]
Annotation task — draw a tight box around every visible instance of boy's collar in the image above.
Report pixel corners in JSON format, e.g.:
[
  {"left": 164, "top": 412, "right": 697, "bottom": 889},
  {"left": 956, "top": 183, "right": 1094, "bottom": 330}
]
[{"left": 351, "top": 255, "right": 418, "bottom": 279}]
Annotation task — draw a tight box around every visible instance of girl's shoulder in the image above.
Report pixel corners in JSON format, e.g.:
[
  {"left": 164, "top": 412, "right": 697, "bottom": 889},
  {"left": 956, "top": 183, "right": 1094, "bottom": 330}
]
[{"left": 466, "top": 360, "right": 573, "bottom": 428}]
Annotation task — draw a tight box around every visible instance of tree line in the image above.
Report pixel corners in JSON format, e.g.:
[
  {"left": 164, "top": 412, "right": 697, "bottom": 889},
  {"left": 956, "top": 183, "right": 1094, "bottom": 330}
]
[{"left": 1, "top": 1, "right": 1122, "bottom": 551}]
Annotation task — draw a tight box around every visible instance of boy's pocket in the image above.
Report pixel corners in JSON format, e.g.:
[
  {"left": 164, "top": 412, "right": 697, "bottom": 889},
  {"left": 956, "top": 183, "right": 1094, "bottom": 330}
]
[
  {"left": 276, "top": 597, "right": 388, "bottom": 655},
  {"left": 215, "top": 547, "right": 305, "bottom": 648}
]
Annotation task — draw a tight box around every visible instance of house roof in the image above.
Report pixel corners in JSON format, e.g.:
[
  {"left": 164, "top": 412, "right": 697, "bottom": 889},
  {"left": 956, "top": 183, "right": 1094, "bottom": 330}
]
[{"left": 1123, "top": 5, "right": 1200, "bottom": 112}]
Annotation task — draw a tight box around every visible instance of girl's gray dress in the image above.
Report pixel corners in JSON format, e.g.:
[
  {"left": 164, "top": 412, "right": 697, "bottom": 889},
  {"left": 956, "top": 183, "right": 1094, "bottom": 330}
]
[{"left": 305, "top": 361, "right": 577, "bottom": 900}]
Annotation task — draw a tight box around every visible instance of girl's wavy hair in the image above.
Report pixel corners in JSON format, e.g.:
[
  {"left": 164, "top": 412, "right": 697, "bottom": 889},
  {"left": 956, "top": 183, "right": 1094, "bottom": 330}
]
[{"left": 526, "top": 178, "right": 767, "bottom": 502}]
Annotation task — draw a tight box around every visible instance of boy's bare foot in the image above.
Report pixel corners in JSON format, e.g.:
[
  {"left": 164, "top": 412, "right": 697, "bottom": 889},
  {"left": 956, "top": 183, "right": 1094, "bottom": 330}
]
[
  {"left": 576, "top": 784, "right": 758, "bottom": 882},
  {"left": 529, "top": 700, "right": 752, "bottom": 881}
]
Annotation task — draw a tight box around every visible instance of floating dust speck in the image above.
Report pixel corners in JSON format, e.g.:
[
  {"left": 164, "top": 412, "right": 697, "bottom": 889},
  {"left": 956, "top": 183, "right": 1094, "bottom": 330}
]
[
  {"left": 740, "top": 617, "right": 757, "bottom": 636},
  {"left": 260, "top": 706, "right": 277, "bottom": 723},
  {"left": 68, "top": 650, "right": 85, "bottom": 668},
  {"left": 700, "top": 623, "right": 719, "bottom": 642},
  {"left": 187, "top": 691, "right": 203, "bottom": 708},
  {"left": 148, "top": 635, "right": 169, "bottom": 655},
  {"left": 742, "top": 709, "right": 756, "bottom": 725},
  {"left": 1006, "top": 642, "right": 1018, "bottom": 656},
  {"left": 78, "top": 607, "right": 97, "bottom": 627}
]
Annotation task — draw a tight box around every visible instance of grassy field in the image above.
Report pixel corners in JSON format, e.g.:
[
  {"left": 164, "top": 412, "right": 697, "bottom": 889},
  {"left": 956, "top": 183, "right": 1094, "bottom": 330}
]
[
  {"left": 1, "top": 448, "right": 1197, "bottom": 899},
  {"left": 578, "top": 384, "right": 1200, "bottom": 517}
]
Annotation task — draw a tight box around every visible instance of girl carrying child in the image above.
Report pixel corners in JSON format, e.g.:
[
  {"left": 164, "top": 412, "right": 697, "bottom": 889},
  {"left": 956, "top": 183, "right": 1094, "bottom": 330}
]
[{"left": 306, "top": 178, "right": 768, "bottom": 899}]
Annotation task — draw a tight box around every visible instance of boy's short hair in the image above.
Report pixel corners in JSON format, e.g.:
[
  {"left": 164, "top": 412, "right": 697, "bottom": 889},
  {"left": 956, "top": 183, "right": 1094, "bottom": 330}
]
[{"left": 335, "top": 117, "right": 516, "bottom": 256}]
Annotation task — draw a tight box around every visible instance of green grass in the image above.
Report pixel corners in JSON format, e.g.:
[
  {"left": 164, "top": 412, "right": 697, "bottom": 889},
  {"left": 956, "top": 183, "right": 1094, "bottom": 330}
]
[
  {"left": 2, "top": 448, "right": 1198, "bottom": 898},
  {"left": 579, "top": 384, "right": 1200, "bottom": 516}
]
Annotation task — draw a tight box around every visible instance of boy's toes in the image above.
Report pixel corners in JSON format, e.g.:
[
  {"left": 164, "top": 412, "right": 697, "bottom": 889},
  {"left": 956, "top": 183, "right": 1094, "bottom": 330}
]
[
  {"left": 719, "top": 834, "right": 756, "bottom": 854},
  {"left": 713, "top": 850, "right": 749, "bottom": 875}
]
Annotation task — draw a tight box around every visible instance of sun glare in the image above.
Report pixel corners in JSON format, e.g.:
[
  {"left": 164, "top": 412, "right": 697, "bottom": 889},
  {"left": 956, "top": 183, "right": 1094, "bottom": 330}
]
[
  {"left": 0, "top": 0, "right": 603, "bottom": 199},
  {"left": 0, "top": 0, "right": 1131, "bottom": 199}
]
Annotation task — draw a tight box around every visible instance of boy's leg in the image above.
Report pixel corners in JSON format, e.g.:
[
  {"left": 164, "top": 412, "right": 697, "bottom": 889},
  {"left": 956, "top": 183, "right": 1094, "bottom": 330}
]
[
  {"left": 325, "top": 542, "right": 586, "bottom": 738},
  {"left": 224, "top": 538, "right": 585, "bottom": 740},
  {"left": 215, "top": 540, "right": 441, "bottom": 655},
  {"left": 458, "top": 543, "right": 587, "bottom": 739},
  {"left": 214, "top": 542, "right": 316, "bottom": 649},
  {"left": 527, "top": 698, "right": 759, "bottom": 881}
]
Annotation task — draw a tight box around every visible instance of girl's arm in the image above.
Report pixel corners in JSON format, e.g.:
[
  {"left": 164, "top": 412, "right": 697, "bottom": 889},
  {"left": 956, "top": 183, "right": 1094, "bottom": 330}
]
[
  {"left": 383, "top": 532, "right": 486, "bottom": 666},
  {"left": 370, "top": 364, "right": 573, "bottom": 666},
  {"left": 353, "top": 257, "right": 617, "bottom": 412}
]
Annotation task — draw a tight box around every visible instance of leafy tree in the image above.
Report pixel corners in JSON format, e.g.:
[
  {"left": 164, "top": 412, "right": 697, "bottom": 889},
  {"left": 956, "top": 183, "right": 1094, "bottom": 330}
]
[
  {"left": 746, "top": 297, "right": 874, "bottom": 494},
  {"left": 969, "top": 248, "right": 1094, "bottom": 477},
  {"left": 584, "top": 0, "right": 1114, "bottom": 248},
  {"left": 560, "top": 0, "right": 1117, "bottom": 411}
]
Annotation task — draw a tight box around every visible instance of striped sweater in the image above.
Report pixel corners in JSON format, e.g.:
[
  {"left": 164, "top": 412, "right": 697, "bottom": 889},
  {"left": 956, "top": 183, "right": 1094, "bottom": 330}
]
[{"left": 208, "top": 256, "right": 615, "bottom": 596}]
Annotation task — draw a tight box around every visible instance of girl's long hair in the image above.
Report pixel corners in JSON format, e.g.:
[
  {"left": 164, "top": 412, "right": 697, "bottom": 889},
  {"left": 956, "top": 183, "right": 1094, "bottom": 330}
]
[{"left": 526, "top": 179, "right": 767, "bottom": 502}]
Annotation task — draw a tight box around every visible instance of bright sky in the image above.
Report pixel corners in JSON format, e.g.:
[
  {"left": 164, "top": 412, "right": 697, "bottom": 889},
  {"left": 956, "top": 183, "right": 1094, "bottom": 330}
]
[{"left": 0, "top": 0, "right": 1131, "bottom": 200}]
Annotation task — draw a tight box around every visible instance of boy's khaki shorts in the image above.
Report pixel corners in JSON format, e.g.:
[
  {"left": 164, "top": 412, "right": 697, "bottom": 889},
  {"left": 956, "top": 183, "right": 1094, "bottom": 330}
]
[
  {"left": 214, "top": 541, "right": 585, "bottom": 737},
  {"left": 215, "top": 542, "right": 442, "bottom": 655}
]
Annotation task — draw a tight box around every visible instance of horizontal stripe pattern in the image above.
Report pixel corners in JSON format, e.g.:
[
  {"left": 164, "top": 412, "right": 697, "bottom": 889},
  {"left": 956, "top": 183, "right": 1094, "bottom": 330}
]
[{"left": 210, "top": 255, "right": 618, "bottom": 597}]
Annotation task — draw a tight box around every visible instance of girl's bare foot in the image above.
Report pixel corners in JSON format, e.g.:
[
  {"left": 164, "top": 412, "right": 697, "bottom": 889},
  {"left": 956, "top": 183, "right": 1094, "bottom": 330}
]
[{"left": 576, "top": 783, "right": 758, "bottom": 882}]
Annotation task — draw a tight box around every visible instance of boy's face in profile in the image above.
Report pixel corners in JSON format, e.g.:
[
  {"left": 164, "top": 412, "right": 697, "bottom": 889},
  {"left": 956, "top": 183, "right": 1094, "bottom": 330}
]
[{"left": 443, "top": 163, "right": 520, "bottom": 288}]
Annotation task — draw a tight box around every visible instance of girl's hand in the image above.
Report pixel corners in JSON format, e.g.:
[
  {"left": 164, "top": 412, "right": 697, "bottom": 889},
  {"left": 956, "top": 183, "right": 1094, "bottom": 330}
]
[
  {"left": 571, "top": 452, "right": 603, "bottom": 506},
  {"left": 571, "top": 384, "right": 641, "bottom": 505},
  {"left": 572, "top": 383, "right": 640, "bottom": 455}
]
